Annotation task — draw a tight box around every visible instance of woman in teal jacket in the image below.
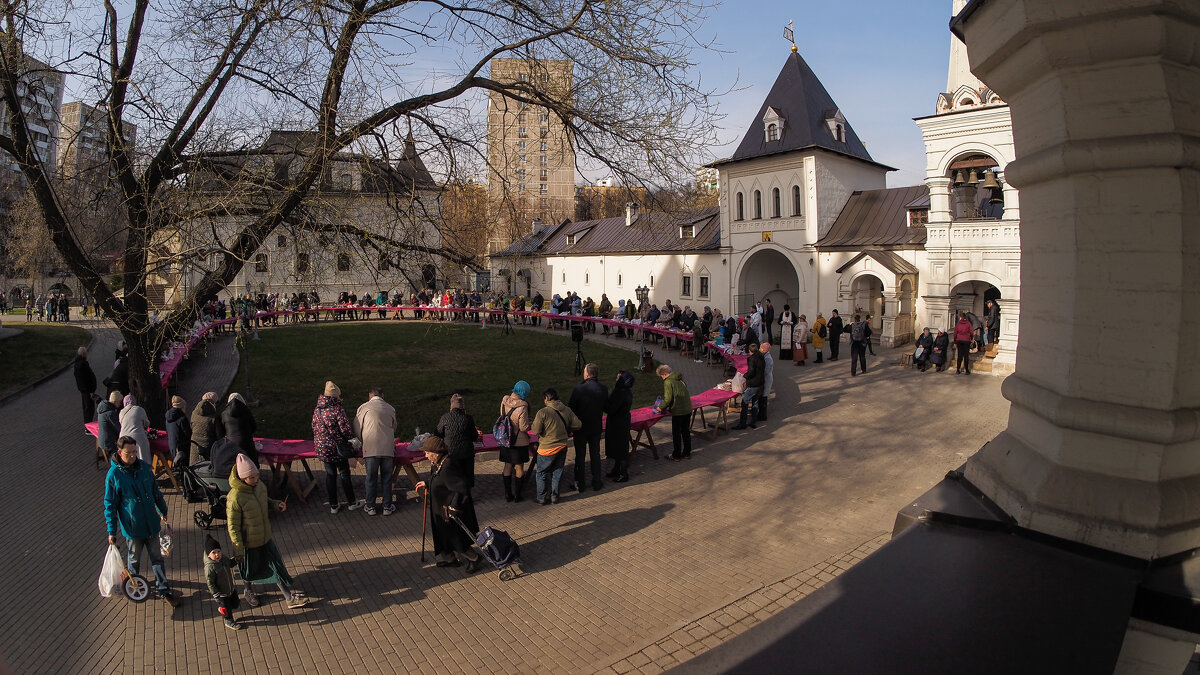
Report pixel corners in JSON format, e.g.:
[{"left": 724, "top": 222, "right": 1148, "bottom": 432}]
[{"left": 103, "top": 436, "right": 178, "bottom": 605}]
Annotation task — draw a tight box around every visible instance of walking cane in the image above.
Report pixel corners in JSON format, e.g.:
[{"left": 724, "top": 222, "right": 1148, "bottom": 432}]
[{"left": 420, "top": 484, "right": 428, "bottom": 562}]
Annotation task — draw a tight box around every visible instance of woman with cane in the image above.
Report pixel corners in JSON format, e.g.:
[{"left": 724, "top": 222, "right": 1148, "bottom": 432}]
[{"left": 414, "top": 435, "right": 482, "bottom": 574}]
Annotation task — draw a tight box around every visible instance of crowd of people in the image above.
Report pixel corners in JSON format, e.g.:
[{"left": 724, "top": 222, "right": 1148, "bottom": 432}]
[{"left": 88, "top": 283, "right": 1003, "bottom": 632}]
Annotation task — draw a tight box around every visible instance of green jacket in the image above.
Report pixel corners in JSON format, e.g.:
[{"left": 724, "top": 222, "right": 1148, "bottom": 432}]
[
  {"left": 661, "top": 372, "right": 692, "bottom": 416},
  {"left": 226, "top": 468, "right": 281, "bottom": 557},
  {"left": 530, "top": 400, "right": 581, "bottom": 449},
  {"left": 204, "top": 554, "right": 237, "bottom": 597}
]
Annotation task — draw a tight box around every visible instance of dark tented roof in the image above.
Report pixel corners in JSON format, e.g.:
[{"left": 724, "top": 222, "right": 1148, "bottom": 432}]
[
  {"left": 490, "top": 207, "right": 720, "bottom": 258},
  {"left": 817, "top": 185, "right": 930, "bottom": 249},
  {"left": 711, "top": 52, "right": 893, "bottom": 171}
]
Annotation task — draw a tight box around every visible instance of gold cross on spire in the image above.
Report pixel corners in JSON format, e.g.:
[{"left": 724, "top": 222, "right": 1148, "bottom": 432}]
[{"left": 784, "top": 20, "right": 797, "bottom": 52}]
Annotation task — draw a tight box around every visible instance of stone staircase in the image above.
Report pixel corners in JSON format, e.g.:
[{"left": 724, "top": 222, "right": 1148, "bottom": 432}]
[{"left": 970, "top": 342, "right": 999, "bottom": 373}]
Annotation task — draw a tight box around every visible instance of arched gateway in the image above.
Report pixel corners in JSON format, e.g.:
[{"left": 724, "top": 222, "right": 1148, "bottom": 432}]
[{"left": 736, "top": 247, "right": 801, "bottom": 317}]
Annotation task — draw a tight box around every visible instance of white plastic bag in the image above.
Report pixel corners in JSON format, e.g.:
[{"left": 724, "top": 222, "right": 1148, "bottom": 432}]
[
  {"left": 159, "top": 524, "right": 173, "bottom": 557},
  {"left": 731, "top": 371, "right": 747, "bottom": 393},
  {"left": 98, "top": 546, "right": 123, "bottom": 598}
]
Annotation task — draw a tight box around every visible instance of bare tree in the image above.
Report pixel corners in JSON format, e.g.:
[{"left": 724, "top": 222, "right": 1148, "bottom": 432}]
[{"left": 0, "top": 0, "right": 721, "bottom": 418}]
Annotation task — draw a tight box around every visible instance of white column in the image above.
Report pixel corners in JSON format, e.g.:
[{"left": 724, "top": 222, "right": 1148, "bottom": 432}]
[{"left": 956, "top": 2, "right": 1200, "bottom": 670}]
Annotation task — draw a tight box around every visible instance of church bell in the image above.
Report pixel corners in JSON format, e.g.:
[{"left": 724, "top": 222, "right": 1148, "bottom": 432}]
[
  {"left": 952, "top": 170, "right": 966, "bottom": 186},
  {"left": 967, "top": 169, "right": 979, "bottom": 184},
  {"left": 980, "top": 170, "right": 1001, "bottom": 190}
]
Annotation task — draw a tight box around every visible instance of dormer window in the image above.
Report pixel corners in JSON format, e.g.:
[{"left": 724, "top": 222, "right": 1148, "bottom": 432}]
[
  {"left": 909, "top": 209, "right": 929, "bottom": 227},
  {"left": 566, "top": 233, "right": 577, "bottom": 245},
  {"left": 680, "top": 224, "right": 695, "bottom": 239},
  {"left": 762, "top": 107, "right": 786, "bottom": 143},
  {"left": 824, "top": 109, "right": 847, "bottom": 142}
]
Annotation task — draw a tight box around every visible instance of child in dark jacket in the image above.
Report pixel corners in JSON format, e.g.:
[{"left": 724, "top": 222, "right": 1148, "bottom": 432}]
[{"left": 204, "top": 535, "right": 242, "bottom": 630}]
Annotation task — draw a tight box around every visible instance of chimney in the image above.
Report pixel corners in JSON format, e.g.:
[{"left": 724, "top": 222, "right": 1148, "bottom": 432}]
[
  {"left": 531, "top": 217, "right": 542, "bottom": 234},
  {"left": 625, "top": 202, "right": 639, "bottom": 227}
]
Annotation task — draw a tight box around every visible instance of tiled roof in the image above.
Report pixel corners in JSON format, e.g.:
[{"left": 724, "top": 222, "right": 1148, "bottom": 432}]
[
  {"left": 490, "top": 207, "right": 721, "bottom": 258},
  {"left": 817, "top": 185, "right": 930, "bottom": 249},
  {"left": 711, "top": 52, "right": 894, "bottom": 171}
]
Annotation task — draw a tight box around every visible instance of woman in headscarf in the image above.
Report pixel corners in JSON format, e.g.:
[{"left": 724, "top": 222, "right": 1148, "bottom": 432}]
[
  {"left": 227, "top": 454, "right": 309, "bottom": 609},
  {"left": 165, "top": 395, "right": 192, "bottom": 469},
  {"left": 793, "top": 314, "right": 810, "bottom": 365},
  {"left": 221, "top": 393, "right": 258, "bottom": 464},
  {"left": 931, "top": 328, "right": 951, "bottom": 372},
  {"left": 97, "top": 390, "right": 123, "bottom": 460},
  {"left": 811, "top": 313, "right": 828, "bottom": 363},
  {"left": 118, "top": 393, "right": 151, "bottom": 462},
  {"left": 435, "top": 393, "right": 480, "bottom": 491},
  {"left": 604, "top": 370, "right": 635, "bottom": 482},
  {"left": 312, "top": 381, "right": 359, "bottom": 514},
  {"left": 189, "top": 392, "right": 222, "bottom": 465},
  {"left": 414, "top": 437, "right": 483, "bottom": 573},
  {"left": 498, "top": 381, "right": 533, "bottom": 502}
]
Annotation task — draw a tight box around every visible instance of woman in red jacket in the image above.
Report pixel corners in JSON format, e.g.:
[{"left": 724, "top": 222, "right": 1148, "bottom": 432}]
[{"left": 954, "top": 314, "right": 975, "bottom": 375}]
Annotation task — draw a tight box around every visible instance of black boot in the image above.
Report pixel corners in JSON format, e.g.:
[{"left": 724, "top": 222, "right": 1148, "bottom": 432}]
[
  {"left": 502, "top": 475, "right": 514, "bottom": 502},
  {"left": 512, "top": 474, "right": 524, "bottom": 502}
]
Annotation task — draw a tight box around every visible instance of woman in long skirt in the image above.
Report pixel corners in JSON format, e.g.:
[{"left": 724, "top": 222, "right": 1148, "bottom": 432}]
[
  {"left": 415, "top": 436, "right": 482, "bottom": 573},
  {"left": 793, "top": 314, "right": 810, "bottom": 365},
  {"left": 227, "top": 454, "right": 308, "bottom": 609}
]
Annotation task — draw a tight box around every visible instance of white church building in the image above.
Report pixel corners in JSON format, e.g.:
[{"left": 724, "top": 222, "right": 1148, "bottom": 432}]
[{"left": 491, "top": 4, "right": 1021, "bottom": 373}]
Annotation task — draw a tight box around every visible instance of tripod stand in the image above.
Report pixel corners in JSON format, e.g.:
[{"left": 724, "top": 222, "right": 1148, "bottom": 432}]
[
  {"left": 574, "top": 343, "right": 586, "bottom": 376},
  {"left": 501, "top": 309, "right": 514, "bottom": 336},
  {"left": 571, "top": 322, "right": 585, "bottom": 375}
]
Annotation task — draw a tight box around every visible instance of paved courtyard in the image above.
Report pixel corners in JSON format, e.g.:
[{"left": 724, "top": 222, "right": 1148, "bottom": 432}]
[{"left": 0, "top": 322, "right": 1010, "bottom": 674}]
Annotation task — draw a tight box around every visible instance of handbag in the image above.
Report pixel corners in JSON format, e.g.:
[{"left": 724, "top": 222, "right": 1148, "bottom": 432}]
[{"left": 914, "top": 346, "right": 925, "bottom": 359}]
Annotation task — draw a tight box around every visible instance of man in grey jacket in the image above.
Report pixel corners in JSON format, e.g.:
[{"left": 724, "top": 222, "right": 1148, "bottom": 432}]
[{"left": 355, "top": 386, "right": 398, "bottom": 515}]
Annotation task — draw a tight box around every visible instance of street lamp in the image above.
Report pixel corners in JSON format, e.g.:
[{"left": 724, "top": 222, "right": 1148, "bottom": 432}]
[{"left": 635, "top": 284, "right": 650, "bottom": 371}]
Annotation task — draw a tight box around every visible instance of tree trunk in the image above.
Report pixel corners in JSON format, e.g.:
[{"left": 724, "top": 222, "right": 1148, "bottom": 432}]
[{"left": 123, "top": 328, "right": 169, "bottom": 426}]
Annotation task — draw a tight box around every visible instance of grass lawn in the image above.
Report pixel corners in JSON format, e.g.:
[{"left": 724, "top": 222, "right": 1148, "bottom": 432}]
[
  {"left": 0, "top": 323, "right": 91, "bottom": 399},
  {"left": 230, "top": 322, "right": 663, "bottom": 440}
]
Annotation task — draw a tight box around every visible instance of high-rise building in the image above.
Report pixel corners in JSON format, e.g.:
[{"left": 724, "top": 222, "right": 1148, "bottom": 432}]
[
  {"left": 0, "top": 49, "right": 64, "bottom": 212},
  {"left": 56, "top": 101, "right": 137, "bottom": 186},
  {"left": 485, "top": 58, "right": 575, "bottom": 252}
]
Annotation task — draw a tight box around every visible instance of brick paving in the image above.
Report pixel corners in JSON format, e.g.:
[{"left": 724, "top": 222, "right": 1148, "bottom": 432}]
[{"left": 0, "top": 318, "right": 1012, "bottom": 674}]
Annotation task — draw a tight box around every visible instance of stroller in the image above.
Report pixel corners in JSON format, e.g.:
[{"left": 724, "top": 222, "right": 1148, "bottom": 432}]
[
  {"left": 181, "top": 462, "right": 230, "bottom": 529},
  {"left": 453, "top": 517, "right": 525, "bottom": 581}
]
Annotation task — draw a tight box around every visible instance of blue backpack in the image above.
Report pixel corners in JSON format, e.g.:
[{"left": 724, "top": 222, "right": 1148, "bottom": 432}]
[{"left": 493, "top": 408, "right": 515, "bottom": 448}]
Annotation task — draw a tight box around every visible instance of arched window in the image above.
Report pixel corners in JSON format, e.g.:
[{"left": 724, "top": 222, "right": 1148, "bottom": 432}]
[
  {"left": 337, "top": 253, "right": 351, "bottom": 271},
  {"left": 736, "top": 192, "right": 744, "bottom": 221},
  {"left": 753, "top": 190, "right": 762, "bottom": 219},
  {"left": 767, "top": 123, "right": 779, "bottom": 141},
  {"left": 296, "top": 253, "right": 309, "bottom": 273},
  {"left": 835, "top": 124, "right": 844, "bottom": 142},
  {"left": 254, "top": 253, "right": 268, "bottom": 273},
  {"left": 792, "top": 185, "right": 802, "bottom": 215},
  {"left": 772, "top": 188, "right": 781, "bottom": 217}
]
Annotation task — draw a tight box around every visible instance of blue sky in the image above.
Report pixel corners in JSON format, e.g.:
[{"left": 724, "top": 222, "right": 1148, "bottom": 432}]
[{"left": 691, "top": 1, "right": 955, "bottom": 186}]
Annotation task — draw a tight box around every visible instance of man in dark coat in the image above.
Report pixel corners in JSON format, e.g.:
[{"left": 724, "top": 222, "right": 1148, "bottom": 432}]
[
  {"left": 568, "top": 363, "right": 610, "bottom": 492},
  {"left": 827, "top": 310, "right": 844, "bottom": 361},
  {"left": 734, "top": 343, "right": 765, "bottom": 430},
  {"left": 189, "top": 393, "right": 222, "bottom": 464},
  {"left": 985, "top": 299, "right": 1000, "bottom": 346},
  {"left": 761, "top": 299, "right": 775, "bottom": 344},
  {"left": 72, "top": 346, "right": 98, "bottom": 426},
  {"left": 435, "top": 393, "right": 480, "bottom": 488}
]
